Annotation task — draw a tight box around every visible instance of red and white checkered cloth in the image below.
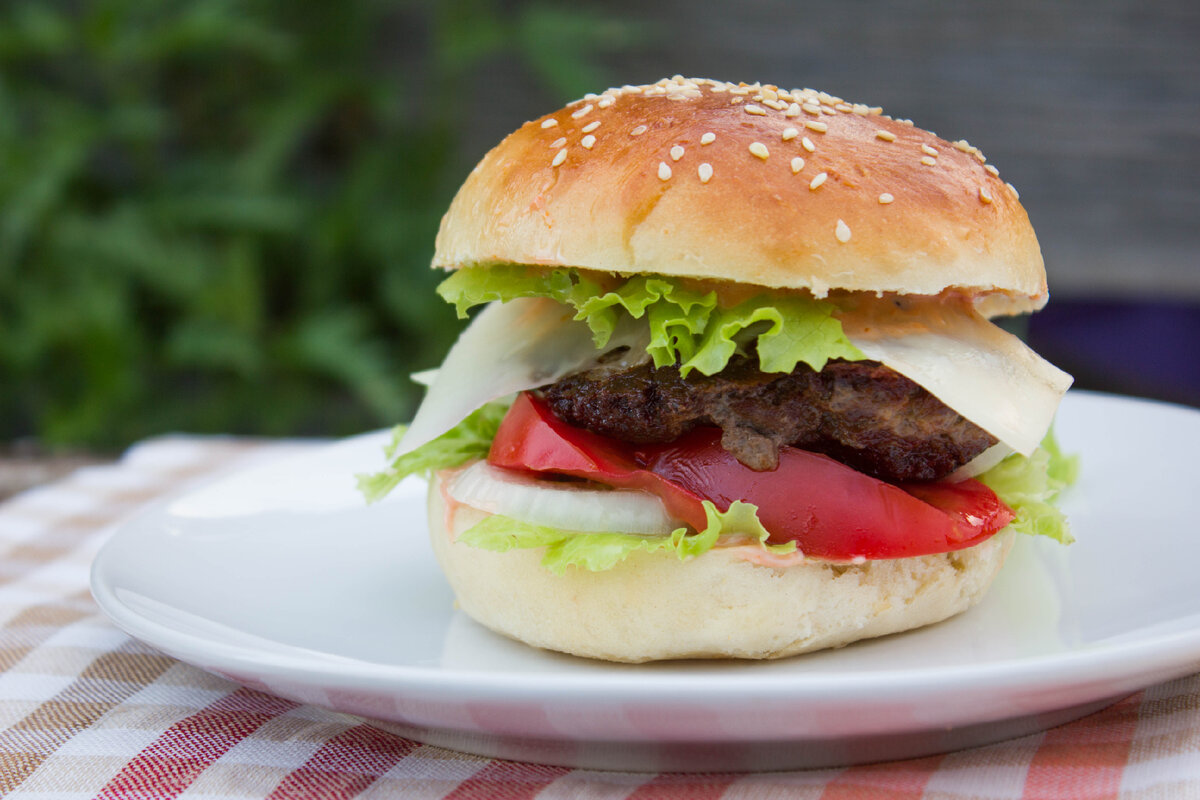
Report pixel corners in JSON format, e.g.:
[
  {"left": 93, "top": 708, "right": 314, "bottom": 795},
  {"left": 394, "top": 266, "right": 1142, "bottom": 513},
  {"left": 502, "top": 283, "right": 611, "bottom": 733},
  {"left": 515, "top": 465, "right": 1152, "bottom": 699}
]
[{"left": 1, "top": 436, "right": 1198, "bottom": 799}]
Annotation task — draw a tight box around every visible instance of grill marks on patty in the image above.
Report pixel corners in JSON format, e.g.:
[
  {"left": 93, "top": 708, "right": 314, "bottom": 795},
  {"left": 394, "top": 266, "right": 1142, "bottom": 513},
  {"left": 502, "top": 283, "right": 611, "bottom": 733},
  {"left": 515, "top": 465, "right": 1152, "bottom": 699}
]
[{"left": 540, "top": 357, "right": 996, "bottom": 482}]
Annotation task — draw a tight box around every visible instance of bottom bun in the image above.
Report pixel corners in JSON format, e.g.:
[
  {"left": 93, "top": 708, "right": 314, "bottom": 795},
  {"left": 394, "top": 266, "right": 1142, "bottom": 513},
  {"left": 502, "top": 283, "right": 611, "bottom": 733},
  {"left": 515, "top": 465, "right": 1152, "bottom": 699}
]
[{"left": 428, "top": 473, "right": 1015, "bottom": 663}]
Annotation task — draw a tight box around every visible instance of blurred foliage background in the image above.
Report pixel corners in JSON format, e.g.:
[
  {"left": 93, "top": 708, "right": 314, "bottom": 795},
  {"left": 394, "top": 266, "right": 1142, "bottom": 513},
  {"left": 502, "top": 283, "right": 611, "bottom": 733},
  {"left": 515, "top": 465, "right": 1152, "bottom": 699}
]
[
  {"left": 2, "top": 0, "right": 1197, "bottom": 456},
  {"left": 0, "top": 0, "right": 634, "bottom": 450}
]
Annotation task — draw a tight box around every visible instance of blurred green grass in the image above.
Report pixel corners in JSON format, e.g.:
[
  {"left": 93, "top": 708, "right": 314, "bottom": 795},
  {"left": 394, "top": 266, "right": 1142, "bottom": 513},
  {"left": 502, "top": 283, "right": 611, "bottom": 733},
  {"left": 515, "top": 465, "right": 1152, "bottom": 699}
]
[{"left": 0, "top": 0, "right": 634, "bottom": 449}]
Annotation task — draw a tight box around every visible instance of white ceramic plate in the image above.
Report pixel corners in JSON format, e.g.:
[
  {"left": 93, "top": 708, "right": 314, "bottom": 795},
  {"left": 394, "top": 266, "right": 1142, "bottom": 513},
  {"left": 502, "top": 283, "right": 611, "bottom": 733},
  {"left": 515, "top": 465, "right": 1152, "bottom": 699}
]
[{"left": 92, "top": 392, "right": 1200, "bottom": 772}]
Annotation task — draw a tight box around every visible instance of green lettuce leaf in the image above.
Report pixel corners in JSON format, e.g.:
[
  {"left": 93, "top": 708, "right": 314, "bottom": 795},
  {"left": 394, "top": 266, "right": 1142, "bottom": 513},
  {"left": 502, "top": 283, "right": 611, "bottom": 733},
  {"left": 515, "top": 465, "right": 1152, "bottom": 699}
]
[
  {"left": 356, "top": 400, "right": 511, "bottom": 503},
  {"left": 436, "top": 264, "right": 594, "bottom": 319},
  {"left": 458, "top": 500, "right": 794, "bottom": 575},
  {"left": 682, "top": 295, "right": 864, "bottom": 376},
  {"left": 436, "top": 265, "right": 863, "bottom": 375},
  {"left": 978, "top": 429, "right": 1079, "bottom": 544}
]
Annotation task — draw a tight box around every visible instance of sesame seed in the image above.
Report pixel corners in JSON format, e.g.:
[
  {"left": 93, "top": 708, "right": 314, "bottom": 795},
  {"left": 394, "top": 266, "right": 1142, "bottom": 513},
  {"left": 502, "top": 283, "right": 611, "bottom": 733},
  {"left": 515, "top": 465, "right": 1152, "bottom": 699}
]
[
  {"left": 552, "top": 148, "right": 567, "bottom": 167},
  {"left": 920, "top": 156, "right": 937, "bottom": 166},
  {"left": 921, "top": 145, "right": 939, "bottom": 157},
  {"left": 985, "top": 164, "right": 1000, "bottom": 177},
  {"left": 791, "top": 157, "right": 805, "bottom": 174},
  {"left": 979, "top": 186, "right": 993, "bottom": 204},
  {"left": 1006, "top": 182, "right": 1020, "bottom": 199},
  {"left": 821, "top": 106, "right": 837, "bottom": 115},
  {"left": 745, "top": 104, "right": 767, "bottom": 116},
  {"left": 571, "top": 104, "right": 594, "bottom": 119},
  {"left": 806, "top": 120, "right": 828, "bottom": 133},
  {"left": 730, "top": 97, "right": 744, "bottom": 105},
  {"left": 802, "top": 103, "right": 821, "bottom": 115},
  {"left": 581, "top": 135, "right": 596, "bottom": 149},
  {"left": 870, "top": 107, "right": 884, "bottom": 116},
  {"left": 582, "top": 120, "right": 601, "bottom": 133},
  {"left": 852, "top": 104, "right": 870, "bottom": 115},
  {"left": 764, "top": 99, "right": 787, "bottom": 111},
  {"left": 670, "top": 145, "right": 685, "bottom": 161},
  {"left": 810, "top": 172, "right": 827, "bottom": 190},
  {"left": 835, "top": 219, "right": 851, "bottom": 243},
  {"left": 550, "top": 136, "right": 567, "bottom": 149},
  {"left": 631, "top": 125, "right": 647, "bottom": 136},
  {"left": 974, "top": 151, "right": 987, "bottom": 162},
  {"left": 875, "top": 130, "right": 896, "bottom": 142},
  {"left": 953, "top": 140, "right": 972, "bottom": 152},
  {"left": 879, "top": 193, "right": 894, "bottom": 204},
  {"left": 835, "top": 103, "right": 852, "bottom": 112},
  {"left": 749, "top": 142, "right": 769, "bottom": 160},
  {"left": 762, "top": 88, "right": 778, "bottom": 101},
  {"left": 597, "top": 97, "right": 614, "bottom": 108},
  {"left": 698, "top": 163, "right": 713, "bottom": 183},
  {"left": 801, "top": 137, "right": 816, "bottom": 152},
  {"left": 785, "top": 103, "right": 801, "bottom": 117},
  {"left": 658, "top": 162, "right": 672, "bottom": 181},
  {"left": 541, "top": 119, "right": 559, "bottom": 129},
  {"left": 782, "top": 127, "right": 799, "bottom": 141}
]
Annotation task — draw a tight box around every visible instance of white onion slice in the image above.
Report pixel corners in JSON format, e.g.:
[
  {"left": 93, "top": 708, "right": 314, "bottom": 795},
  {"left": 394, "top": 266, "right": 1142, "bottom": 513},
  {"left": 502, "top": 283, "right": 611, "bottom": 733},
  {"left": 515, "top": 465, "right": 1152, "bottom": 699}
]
[
  {"left": 448, "top": 461, "right": 676, "bottom": 535},
  {"left": 841, "top": 306, "right": 1071, "bottom": 456},
  {"left": 945, "top": 443, "right": 1015, "bottom": 482},
  {"left": 398, "top": 298, "right": 648, "bottom": 455}
]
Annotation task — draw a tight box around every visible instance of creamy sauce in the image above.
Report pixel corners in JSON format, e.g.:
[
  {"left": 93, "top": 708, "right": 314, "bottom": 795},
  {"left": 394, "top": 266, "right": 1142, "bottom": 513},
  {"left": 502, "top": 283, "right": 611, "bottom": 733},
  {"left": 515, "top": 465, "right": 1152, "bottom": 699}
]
[
  {"left": 715, "top": 535, "right": 809, "bottom": 568},
  {"left": 715, "top": 536, "right": 868, "bottom": 568},
  {"left": 436, "top": 466, "right": 469, "bottom": 541}
]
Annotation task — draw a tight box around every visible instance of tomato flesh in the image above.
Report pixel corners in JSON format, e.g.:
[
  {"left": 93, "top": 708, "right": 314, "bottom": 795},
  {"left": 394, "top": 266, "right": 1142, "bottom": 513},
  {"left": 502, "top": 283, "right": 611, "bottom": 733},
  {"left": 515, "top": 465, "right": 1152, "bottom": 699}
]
[
  {"left": 633, "top": 427, "right": 1011, "bottom": 559},
  {"left": 488, "top": 392, "right": 1013, "bottom": 561}
]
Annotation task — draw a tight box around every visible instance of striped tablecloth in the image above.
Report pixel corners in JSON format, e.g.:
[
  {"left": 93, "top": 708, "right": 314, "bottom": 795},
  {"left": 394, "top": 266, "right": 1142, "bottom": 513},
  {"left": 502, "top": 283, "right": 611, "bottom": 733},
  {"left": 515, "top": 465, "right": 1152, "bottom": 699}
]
[{"left": 1, "top": 436, "right": 1198, "bottom": 799}]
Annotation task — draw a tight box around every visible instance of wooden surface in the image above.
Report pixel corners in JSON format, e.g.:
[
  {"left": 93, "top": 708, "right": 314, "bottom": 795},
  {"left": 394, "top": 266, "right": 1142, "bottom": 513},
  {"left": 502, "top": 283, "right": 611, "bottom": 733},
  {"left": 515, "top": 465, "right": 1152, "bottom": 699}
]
[{"left": 462, "top": 0, "right": 1200, "bottom": 300}]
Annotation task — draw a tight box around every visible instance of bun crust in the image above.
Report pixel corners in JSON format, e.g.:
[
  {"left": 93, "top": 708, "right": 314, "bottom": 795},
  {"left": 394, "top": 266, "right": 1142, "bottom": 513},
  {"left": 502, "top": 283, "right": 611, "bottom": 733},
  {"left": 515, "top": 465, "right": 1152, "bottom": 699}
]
[
  {"left": 434, "top": 77, "right": 1046, "bottom": 313},
  {"left": 429, "top": 473, "right": 1015, "bottom": 663}
]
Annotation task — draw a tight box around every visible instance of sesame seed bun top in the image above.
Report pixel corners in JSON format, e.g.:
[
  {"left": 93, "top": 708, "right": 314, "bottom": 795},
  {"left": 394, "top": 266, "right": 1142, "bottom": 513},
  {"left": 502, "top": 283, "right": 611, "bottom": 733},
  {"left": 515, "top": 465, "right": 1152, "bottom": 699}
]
[{"left": 433, "top": 76, "right": 1048, "bottom": 313}]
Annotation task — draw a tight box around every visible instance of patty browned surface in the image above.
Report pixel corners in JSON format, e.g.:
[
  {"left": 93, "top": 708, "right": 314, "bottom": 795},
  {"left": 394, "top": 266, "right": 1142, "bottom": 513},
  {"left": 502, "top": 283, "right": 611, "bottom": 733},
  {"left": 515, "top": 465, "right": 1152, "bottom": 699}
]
[{"left": 540, "top": 357, "right": 996, "bottom": 482}]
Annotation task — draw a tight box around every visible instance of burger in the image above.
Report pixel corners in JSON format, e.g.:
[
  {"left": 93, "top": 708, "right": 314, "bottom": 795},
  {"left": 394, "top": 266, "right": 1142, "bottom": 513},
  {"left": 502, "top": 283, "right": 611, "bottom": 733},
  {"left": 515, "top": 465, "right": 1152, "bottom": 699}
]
[{"left": 360, "top": 76, "right": 1077, "bottom": 663}]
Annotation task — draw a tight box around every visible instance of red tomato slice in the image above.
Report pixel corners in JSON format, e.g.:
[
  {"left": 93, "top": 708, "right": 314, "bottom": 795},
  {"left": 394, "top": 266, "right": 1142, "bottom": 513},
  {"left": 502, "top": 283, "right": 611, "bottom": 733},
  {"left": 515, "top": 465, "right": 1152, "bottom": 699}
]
[
  {"left": 489, "top": 392, "right": 1013, "bottom": 561},
  {"left": 633, "top": 428, "right": 1012, "bottom": 559}
]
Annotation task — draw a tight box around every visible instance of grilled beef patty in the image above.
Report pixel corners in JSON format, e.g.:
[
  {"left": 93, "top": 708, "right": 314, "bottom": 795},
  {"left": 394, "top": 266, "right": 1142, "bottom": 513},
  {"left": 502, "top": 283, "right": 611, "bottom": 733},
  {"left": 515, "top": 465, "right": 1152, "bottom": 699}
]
[{"left": 540, "top": 357, "right": 995, "bottom": 482}]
